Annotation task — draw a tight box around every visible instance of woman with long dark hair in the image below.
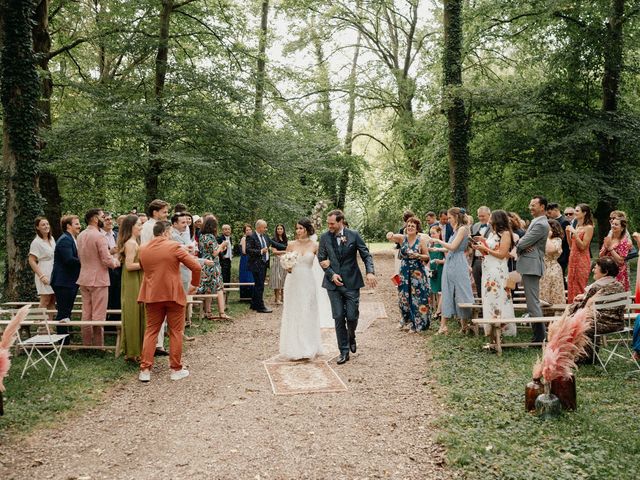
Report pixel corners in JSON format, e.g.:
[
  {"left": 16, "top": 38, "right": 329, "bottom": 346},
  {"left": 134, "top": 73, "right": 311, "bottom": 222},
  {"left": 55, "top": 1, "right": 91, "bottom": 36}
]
[
  {"left": 198, "top": 215, "right": 230, "bottom": 319},
  {"left": 472, "top": 210, "right": 517, "bottom": 337},
  {"left": 279, "top": 218, "right": 324, "bottom": 360},
  {"left": 239, "top": 224, "right": 255, "bottom": 300},
  {"left": 600, "top": 216, "right": 632, "bottom": 290},
  {"left": 117, "top": 214, "right": 145, "bottom": 361},
  {"left": 269, "top": 224, "right": 289, "bottom": 305},
  {"left": 566, "top": 203, "right": 594, "bottom": 302}
]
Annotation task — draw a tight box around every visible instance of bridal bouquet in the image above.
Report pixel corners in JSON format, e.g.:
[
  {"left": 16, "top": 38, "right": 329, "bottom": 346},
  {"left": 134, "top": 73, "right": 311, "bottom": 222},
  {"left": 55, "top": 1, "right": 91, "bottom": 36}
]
[{"left": 280, "top": 251, "right": 299, "bottom": 271}]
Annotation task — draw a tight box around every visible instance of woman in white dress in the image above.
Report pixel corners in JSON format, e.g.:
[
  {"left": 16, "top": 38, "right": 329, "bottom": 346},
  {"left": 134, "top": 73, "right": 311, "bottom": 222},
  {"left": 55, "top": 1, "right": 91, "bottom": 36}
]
[
  {"left": 28, "top": 216, "right": 56, "bottom": 316},
  {"left": 471, "top": 210, "right": 517, "bottom": 337},
  {"left": 279, "top": 218, "right": 324, "bottom": 360}
]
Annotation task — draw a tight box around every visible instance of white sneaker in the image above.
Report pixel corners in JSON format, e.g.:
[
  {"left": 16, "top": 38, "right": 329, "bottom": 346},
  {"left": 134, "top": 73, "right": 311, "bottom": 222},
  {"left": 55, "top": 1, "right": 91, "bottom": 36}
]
[
  {"left": 138, "top": 370, "right": 151, "bottom": 382},
  {"left": 170, "top": 368, "right": 190, "bottom": 381},
  {"left": 58, "top": 318, "right": 71, "bottom": 323}
]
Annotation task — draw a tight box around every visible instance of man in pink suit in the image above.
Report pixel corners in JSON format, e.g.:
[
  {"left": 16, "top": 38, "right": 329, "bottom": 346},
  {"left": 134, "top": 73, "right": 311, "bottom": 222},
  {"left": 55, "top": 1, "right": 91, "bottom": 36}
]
[{"left": 76, "top": 208, "right": 120, "bottom": 346}]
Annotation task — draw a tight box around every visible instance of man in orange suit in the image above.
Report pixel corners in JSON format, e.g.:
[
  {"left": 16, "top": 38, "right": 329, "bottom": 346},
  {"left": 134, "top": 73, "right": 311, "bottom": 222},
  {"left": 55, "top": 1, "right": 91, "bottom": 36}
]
[
  {"left": 138, "top": 221, "right": 202, "bottom": 382},
  {"left": 77, "top": 208, "right": 120, "bottom": 346}
]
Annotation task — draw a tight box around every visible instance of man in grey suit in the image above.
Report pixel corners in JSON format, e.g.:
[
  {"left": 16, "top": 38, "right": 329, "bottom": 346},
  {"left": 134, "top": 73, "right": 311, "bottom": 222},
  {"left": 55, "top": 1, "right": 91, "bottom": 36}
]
[
  {"left": 516, "top": 196, "right": 550, "bottom": 343},
  {"left": 318, "top": 210, "right": 377, "bottom": 365}
]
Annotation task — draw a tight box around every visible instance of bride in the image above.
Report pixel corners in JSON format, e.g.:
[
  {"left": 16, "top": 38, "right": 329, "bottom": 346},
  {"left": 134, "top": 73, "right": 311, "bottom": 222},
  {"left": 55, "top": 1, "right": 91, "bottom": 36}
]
[{"left": 279, "top": 218, "right": 325, "bottom": 360}]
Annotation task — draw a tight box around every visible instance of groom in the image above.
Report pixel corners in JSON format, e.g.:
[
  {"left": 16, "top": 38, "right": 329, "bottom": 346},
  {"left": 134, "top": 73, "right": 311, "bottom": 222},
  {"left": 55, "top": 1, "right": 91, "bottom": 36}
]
[{"left": 318, "top": 210, "right": 376, "bottom": 365}]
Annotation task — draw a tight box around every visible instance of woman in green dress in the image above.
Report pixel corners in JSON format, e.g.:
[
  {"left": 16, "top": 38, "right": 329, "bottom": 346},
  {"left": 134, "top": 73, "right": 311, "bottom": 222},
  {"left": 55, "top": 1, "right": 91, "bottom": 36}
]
[
  {"left": 428, "top": 224, "right": 446, "bottom": 321},
  {"left": 118, "top": 215, "right": 145, "bottom": 361}
]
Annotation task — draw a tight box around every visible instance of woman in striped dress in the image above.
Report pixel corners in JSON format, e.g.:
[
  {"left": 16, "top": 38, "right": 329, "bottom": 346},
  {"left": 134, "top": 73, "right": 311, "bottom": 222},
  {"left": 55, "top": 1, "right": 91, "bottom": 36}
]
[{"left": 269, "top": 224, "right": 289, "bottom": 305}]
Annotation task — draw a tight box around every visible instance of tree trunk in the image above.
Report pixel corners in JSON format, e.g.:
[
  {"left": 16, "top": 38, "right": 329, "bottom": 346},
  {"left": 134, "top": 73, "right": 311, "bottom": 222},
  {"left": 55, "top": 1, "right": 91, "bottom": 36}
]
[
  {"left": 145, "top": 0, "right": 173, "bottom": 205},
  {"left": 310, "top": 15, "right": 333, "bottom": 132},
  {"left": 396, "top": 74, "right": 418, "bottom": 171},
  {"left": 594, "top": 0, "right": 624, "bottom": 243},
  {"left": 1, "top": 0, "right": 45, "bottom": 301},
  {"left": 253, "top": 0, "right": 269, "bottom": 129},
  {"left": 337, "top": 19, "right": 362, "bottom": 211},
  {"left": 32, "top": 0, "right": 63, "bottom": 238},
  {"left": 442, "top": 0, "right": 470, "bottom": 208}
]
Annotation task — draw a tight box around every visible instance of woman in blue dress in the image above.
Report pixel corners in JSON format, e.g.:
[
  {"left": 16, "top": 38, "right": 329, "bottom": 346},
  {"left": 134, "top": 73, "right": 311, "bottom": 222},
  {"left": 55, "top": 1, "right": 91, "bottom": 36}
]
[
  {"left": 431, "top": 207, "right": 474, "bottom": 335},
  {"left": 386, "top": 216, "right": 431, "bottom": 332},
  {"left": 238, "top": 224, "right": 255, "bottom": 300}
]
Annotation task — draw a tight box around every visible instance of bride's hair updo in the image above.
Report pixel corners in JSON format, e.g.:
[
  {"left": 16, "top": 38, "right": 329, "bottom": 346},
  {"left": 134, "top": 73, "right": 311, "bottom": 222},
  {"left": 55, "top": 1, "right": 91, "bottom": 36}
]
[{"left": 297, "top": 218, "right": 315, "bottom": 237}]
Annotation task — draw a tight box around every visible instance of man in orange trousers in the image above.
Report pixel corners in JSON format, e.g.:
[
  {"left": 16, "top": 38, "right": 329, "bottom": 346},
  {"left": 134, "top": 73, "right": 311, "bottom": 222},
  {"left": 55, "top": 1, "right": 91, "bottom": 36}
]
[{"left": 138, "top": 220, "right": 202, "bottom": 382}]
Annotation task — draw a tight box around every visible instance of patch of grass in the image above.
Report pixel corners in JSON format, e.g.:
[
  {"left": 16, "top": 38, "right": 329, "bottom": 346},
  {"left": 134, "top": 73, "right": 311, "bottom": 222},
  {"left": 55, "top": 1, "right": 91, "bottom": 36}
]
[
  {"left": 426, "top": 327, "right": 640, "bottom": 480},
  {"left": 0, "top": 292, "right": 249, "bottom": 441}
]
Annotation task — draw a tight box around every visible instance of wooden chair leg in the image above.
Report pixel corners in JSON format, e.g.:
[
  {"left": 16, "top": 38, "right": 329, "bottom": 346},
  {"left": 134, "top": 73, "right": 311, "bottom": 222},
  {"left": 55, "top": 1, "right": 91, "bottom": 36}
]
[
  {"left": 114, "top": 328, "right": 121, "bottom": 358},
  {"left": 493, "top": 325, "right": 502, "bottom": 356}
]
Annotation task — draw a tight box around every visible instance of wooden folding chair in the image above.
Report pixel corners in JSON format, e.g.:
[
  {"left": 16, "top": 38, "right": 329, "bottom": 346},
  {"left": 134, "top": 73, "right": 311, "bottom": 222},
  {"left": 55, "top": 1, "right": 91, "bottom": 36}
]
[{"left": 591, "top": 291, "right": 636, "bottom": 372}]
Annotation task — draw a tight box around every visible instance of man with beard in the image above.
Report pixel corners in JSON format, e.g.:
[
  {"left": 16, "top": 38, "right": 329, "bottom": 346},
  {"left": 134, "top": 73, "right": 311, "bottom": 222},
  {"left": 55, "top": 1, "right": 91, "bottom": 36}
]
[{"left": 76, "top": 208, "right": 120, "bottom": 346}]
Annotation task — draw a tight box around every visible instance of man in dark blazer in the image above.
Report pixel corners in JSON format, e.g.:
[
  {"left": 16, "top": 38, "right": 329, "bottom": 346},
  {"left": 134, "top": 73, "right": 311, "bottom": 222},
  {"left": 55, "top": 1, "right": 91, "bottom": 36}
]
[
  {"left": 246, "top": 220, "right": 286, "bottom": 313},
  {"left": 50, "top": 215, "right": 82, "bottom": 340},
  {"left": 470, "top": 206, "right": 492, "bottom": 300},
  {"left": 318, "top": 210, "right": 376, "bottom": 365}
]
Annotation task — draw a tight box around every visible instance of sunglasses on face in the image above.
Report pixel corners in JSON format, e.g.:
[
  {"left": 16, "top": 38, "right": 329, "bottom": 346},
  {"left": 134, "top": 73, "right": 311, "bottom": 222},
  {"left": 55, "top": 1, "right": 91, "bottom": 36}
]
[{"left": 565, "top": 213, "right": 574, "bottom": 216}]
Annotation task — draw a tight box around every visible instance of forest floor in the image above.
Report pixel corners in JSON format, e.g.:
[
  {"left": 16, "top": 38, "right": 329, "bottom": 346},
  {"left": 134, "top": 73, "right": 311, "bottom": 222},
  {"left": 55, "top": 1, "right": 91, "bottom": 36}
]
[{"left": 0, "top": 251, "right": 453, "bottom": 480}]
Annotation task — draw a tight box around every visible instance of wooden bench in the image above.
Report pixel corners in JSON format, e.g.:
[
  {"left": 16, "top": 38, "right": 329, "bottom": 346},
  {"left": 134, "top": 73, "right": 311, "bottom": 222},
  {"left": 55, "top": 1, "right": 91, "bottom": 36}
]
[
  {"left": 0, "top": 316, "right": 123, "bottom": 357},
  {"left": 471, "top": 317, "right": 553, "bottom": 355},
  {"left": 471, "top": 302, "right": 640, "bottom": 356}
]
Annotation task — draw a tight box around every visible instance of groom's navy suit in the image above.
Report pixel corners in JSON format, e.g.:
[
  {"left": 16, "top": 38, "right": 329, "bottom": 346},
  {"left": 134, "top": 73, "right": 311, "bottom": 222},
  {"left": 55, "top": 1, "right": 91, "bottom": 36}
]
[
  {"left": 246, "top": 231, "right": 286, "bottom": 311},
  {"left": 318, "top": 228, "right": 375, "bottom": 356}
]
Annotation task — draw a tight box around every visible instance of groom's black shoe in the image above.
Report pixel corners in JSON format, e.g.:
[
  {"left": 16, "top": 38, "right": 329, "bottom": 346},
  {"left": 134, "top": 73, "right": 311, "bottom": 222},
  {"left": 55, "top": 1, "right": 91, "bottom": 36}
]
[
  {"left": 257, "top": 308, "right": 273, "bottom": 313},
  {"left": 349, "top": 338, "right": 357, "bottom": 353},
  {"left": 336, "top": 353, "right": 350, "bottom": 365}
]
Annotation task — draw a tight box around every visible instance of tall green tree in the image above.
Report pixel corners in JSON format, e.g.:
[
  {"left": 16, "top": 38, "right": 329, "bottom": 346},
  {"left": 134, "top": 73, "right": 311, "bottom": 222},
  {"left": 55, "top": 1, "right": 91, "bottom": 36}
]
[
  {"left": 442, "top": 0, "right": 469, "bottom": 208},
  {"left": 1, "top": 0, "right": 45, "bottom": 300}
]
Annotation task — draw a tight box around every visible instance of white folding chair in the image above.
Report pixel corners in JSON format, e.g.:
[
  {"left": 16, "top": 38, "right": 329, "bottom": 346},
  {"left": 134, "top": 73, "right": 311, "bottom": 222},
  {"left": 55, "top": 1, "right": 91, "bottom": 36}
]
[
  {"left": 15, "top": 308, "right": 69, "bottom": 379},
  {"left": 591, "top": 291, "right": 635, "bottom": 372}
]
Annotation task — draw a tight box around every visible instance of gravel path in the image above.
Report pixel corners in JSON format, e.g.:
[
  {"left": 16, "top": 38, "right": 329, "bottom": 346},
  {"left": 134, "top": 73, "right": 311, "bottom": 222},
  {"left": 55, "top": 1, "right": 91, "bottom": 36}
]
[{"left": 0, "top": 251, "right": 451, "bottom": 479}]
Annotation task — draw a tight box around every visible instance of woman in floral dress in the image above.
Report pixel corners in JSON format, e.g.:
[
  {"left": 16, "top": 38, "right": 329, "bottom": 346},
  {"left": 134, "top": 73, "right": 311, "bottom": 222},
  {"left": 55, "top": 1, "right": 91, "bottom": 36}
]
[
  {"left": 566, "top": 203, "right": 594, "bottom": 303},
  {"left": 472, "top": 210, "right": 516, "bottom": 337},
  {"left": 198, "top": 216, "right": 229, "bottom": 319},
  {"left": 386, "top": 217, "right": 431, "bottom": 332},
  {"left": 540, "top": 219, "right": 566, "bottom": 305},
  {"left": 599, "top": 217, "right": 632, "bottom": 291}
]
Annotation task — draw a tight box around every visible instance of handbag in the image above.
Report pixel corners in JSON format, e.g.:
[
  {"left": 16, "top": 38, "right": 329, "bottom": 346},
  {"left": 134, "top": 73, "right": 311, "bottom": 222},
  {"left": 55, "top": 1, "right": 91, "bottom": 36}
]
[{"left": 506, "top": 271, "right": 522, "bottom": 290}]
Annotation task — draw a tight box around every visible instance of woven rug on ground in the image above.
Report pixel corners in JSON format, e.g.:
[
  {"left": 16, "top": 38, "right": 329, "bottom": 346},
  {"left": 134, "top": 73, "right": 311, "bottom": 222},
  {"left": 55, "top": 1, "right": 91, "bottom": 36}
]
[
  {"left": 356, "top": 301, "right": 388, "bottom": 332},
  {"left": 264, "top": 360, "right": 348, "bottom": 395}
]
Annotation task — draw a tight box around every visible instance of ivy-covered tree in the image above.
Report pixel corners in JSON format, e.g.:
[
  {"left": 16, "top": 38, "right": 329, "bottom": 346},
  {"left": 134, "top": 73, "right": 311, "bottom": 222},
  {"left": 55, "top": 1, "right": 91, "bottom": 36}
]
[{"left": 1, "top": 0, "right": 45, "bottom": 300}]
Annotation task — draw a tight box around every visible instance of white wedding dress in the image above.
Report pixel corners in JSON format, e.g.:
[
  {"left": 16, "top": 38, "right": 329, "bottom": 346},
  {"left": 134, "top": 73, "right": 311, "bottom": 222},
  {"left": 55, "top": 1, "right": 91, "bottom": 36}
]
[{"left": 279, "top": 252, "right": 326, "bottom": 360}]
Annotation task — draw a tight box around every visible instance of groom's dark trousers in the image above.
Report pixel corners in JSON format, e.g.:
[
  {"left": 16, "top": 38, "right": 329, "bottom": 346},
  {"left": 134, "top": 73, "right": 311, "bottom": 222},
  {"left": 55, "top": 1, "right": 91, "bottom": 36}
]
[{"left": 328, "top": 287, "right": 359, "bottom": 356}]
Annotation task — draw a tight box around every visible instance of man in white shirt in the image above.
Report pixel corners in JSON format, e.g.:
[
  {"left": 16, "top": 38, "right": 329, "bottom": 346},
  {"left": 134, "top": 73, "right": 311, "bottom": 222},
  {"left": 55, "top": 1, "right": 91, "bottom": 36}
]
[
  {"left": 140, "top": 199, "right": 170, "bottom": 355},
  {"left": 470, "top": 206, "right": 492, "bottom": 300},
  {"left": 140, "top": 199, "right": 169, "bottom": 245},
  {"left": 218, "top": 224, "right": 233, "bottom": 288},
  {"left": 102, "top": 212, "right": 121, "bottom": 324}
]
